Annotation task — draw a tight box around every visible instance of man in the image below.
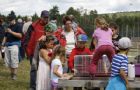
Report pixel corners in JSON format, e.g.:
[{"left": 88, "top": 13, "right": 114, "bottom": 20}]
[
  {"left": 24, "top": 10, "right": 49, "bottom": 90},
  {"left": 2, "top": 14, "right": 22, "bottom": 80}
]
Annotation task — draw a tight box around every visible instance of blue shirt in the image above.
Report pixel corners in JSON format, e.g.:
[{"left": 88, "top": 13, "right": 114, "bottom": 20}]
[
  {"left": 111, "top": 54, "right": 128, "bottom": 77},
  {"left": 5, "top": 23, "right": 22, "bottom": 43}
]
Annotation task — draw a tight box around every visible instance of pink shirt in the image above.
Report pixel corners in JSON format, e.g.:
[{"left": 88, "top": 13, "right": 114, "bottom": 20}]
[{"left": 93, "top": 28, "right": 114, "bottom": 49}]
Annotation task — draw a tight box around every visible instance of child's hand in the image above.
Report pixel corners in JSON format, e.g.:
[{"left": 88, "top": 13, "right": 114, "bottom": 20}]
[
  {"left": 38, "top": 35, "right": 46, "bottom": 41},
  {"left": 72, "top": 68, "right": 78, "bottom": 75},
  {"left": 62, "top": 73, "right": 68, "bottom": 77},
  {"left": 61, "top": 73, "right": 73, "bottom": 80}
]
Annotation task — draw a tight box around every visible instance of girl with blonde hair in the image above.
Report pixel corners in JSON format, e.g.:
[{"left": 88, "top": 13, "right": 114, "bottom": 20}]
[{"left": 89, "top": 17, "right": 115, "bottom": 74}]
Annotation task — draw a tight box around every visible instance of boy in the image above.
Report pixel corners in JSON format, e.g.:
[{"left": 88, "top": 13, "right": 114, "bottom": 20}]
[
  {"left": 106, "top": 37, "right": 132, "bottom": 90},
  {"left": 68, "top": 34, "right": 92, "bottom": 72}
]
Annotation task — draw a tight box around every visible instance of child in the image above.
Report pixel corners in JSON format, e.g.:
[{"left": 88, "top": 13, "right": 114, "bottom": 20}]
[
  {"left": 51, "top": 45, "right": 70, "bottom": 90},
  {"left": 106, "top": 37, "right": 132, "bottom": 90},
  {"left": 89, "top": 17, "right": 115, "bottom": 74},
  {"left": 109, "top": 22, "right": 121, "bottom": 53},
  {"left": 68, "top": 34, "right": 92, "bottom": 72},
  {"left": 38, "top": 23, "right": 59, "bottom": 46},
  {"left": 36, "top": 35, "right": 54, "bottom": 90}
]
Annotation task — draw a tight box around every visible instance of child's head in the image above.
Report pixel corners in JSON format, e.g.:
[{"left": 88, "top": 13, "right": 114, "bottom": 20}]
[
  {"left": 44, "top": 23, "right": 56, "bottom": 36},
  {"left": 95, "top": 17, "right": 108, "bottom": 31},
  {"left": 109, "top": 22, "right": 119, "bottom": 36},
  {"left": 118, "top": 37, "right": 132, "bottom": 52},
  {"left": 39, "top": 35, "right": 54, "bottom": 49},
  {"left": 53, "top": 45, "right": 66, "bottom": 63},
  {"left": 76, "top": 34, "right": 88, "bottom": 49}
]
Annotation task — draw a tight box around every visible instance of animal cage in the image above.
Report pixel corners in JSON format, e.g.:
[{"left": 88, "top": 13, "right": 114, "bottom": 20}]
[{"left": 74, "top": 55, "right": 111, "bottom": 77}]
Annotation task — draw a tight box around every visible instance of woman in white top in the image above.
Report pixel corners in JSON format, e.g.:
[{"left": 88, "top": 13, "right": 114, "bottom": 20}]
[{"left": 36, "top": 35, "right": 54, "bottom": 90}]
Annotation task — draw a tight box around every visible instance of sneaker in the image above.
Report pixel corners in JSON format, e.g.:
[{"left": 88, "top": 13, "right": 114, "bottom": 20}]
[{"left": 11, "top": 74, "right": 17, "bottom": 80}]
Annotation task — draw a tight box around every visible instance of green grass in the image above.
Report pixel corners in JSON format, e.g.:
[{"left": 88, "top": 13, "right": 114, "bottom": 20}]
[{"left": 0, "top": 59, "right": 30, "bottom": 90}]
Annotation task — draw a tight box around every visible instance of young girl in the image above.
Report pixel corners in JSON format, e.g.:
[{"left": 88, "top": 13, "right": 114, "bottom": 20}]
[
  {"left": 106, "top": 37, "right": 132, "bottom": 90},
  {"left": 89, "top": 17, "right": 115, "bottom": 73},
  {"left": 51, "top": 45, "right": 69, "bottom": 90},
  {"left": 36, "top": 35, "right": 54, "bottom": 90}
]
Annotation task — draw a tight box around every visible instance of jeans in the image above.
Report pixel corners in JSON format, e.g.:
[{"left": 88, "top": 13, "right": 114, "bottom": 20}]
[{"left": 30, "top": 56, "right": 37, "bottom": 90}]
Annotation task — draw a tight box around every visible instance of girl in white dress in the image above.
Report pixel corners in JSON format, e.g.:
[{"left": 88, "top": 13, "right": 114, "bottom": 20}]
[{"left": 36, "top": 35, "right": 54, "bottom": 90}]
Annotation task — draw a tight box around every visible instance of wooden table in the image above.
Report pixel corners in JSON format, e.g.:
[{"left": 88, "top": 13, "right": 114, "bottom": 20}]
[{"left": 58, "top": 77, "right": 140, "bottom": 90}]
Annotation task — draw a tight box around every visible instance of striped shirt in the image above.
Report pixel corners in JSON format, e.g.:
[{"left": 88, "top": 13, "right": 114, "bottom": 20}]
[{"left": 111, "top": 54, "right": 128, "bottom": 77}]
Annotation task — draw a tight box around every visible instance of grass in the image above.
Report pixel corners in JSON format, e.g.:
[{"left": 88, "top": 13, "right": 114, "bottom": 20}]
[{"left": 0, "top": 59, "right": 30, "bottom": 90}]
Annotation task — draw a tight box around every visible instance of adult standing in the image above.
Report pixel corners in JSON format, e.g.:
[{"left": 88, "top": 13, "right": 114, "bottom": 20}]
[
  {"left": 22, "top": 16, "right": 32, "bottom": 34},
  {"left": 24, "top": 10, "right": 49, "bottom": 90},
  {"left": 0, "top": 18, "right": 5, "bottom": 59},
  {"left": 2, "top": 14, "right": 23, "bottom": 80}
]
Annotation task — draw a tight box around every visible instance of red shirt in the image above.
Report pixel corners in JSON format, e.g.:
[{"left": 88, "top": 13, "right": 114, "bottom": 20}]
[{"left": 68, "top": 47, "right": 92, "bottom": 70}]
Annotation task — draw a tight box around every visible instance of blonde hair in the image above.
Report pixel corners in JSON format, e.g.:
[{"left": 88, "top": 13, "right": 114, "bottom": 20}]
[
  {"left": 95, "top": 17, "right": 109, "bottom": 31},
  {"left": 52, "top": 45, "right": 66, "bottom": 59}
]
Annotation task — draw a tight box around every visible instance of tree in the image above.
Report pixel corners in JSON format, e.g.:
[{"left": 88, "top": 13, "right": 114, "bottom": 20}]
[
  {"left": 8, "top": 10, "right": 16, "bottom": 18},
  {"left": 89, "top": 10, "right": 98, "bottom": 24},
  {"left": 66, "top": 7, "right": 81, "bottom": 18},
  {"left": 32, "top": 13, "right": 39, "bottom": 21},
  {"left": 49, "top": 6, "right": 60, "bottom": 20}
]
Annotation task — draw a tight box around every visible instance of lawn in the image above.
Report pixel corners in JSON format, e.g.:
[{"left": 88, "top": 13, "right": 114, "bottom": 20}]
[{"left": 0, "top": 59, "right": 30, "bottom": 90}]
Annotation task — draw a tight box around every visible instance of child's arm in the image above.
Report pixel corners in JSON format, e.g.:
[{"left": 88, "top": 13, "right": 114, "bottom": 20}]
[
  {"left": 120, "top": 69, "right": 129, "bottom": 88},
  {"left": 40, "top": 49, "right": 51, "bottom": 64},
  {"left": 53, "top": 65, "right": 63, "bottom": 77}
]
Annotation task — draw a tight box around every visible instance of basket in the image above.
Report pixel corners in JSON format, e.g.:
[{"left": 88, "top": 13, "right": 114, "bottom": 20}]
[{"left": 74, "top": 55, "right": 111, "bottom": 77}]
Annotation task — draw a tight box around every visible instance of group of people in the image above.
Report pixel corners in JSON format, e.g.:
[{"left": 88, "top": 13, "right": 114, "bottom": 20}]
[{"left": 0, "top": 9, "right": 132, "bottom": 90}]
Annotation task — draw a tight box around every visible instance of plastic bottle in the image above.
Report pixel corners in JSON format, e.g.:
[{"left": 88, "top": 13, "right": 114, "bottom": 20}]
[
  {"left": 128, "top": 62, "right": 135, "bottom": 80},
  {"left": 102, "top": 54, "right": 110, "bottom": 73}
]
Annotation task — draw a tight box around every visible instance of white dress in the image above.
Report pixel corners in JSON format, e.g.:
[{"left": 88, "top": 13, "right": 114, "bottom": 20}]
[{"left": 36, "top": 53, "right": 51, "bottom": 90}]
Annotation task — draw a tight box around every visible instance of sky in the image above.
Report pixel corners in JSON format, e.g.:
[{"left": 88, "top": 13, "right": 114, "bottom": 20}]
[{"left": 0, "top": 0, "right": 139, "bottom": 16}]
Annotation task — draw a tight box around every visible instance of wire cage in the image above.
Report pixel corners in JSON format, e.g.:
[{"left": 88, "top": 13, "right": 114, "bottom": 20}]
[{"left": 74, "top": 55, "right": 111, "bottom": 77}]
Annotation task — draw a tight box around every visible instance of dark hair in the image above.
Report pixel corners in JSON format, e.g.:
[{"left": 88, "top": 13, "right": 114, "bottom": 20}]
[
  {"left": 53, "top": 45, "right": 66, "bottom": 59},
  {"left": 62, "top": 15, "right": 72, "bottom": 25},
  {"left": 109, "top": 22, "right": 119, "bottom": 30},
  {"left": 39, "top": 35, "right": 54, "bottom": 49},
  {"left": 89, "top": 38, "right": 95, "bottom": 51}
]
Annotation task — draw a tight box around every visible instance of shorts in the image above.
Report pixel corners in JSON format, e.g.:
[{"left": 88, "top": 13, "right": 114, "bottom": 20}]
[{"left": 4, "top": 45, "right": 19, "bottom": 68}]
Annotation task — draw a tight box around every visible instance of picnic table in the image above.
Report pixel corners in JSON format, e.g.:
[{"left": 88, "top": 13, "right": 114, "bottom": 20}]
[{"left": 58, "top": 77, "right": 140, "bottom": 90}]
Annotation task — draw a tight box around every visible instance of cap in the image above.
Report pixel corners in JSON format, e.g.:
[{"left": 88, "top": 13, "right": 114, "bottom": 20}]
[
  {"left": 41, "top": 10, "right": 49, "bottom": 18},
  {"left": 17, "top": 18, "right": 22, "bottom": 23},
  {"left": 27, "top": 16, "right": 32, "bottom": 21},
  {"left": 118, "top": 37, "right": 132, "bottom": 49},
  {"left": 77, "top": 34, "right": 88, "bottom": 42},
  {"left": 45, "top": 23, "right": 57, "bottom": 32}
]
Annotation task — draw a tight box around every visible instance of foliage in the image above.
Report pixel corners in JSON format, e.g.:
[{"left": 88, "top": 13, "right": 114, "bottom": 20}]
[
  {"left": 0, "top": 6, "right": 140, "bottom": 37},
  {"left": 49, "top": 6, "right": 60, "bottom": 20}
]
